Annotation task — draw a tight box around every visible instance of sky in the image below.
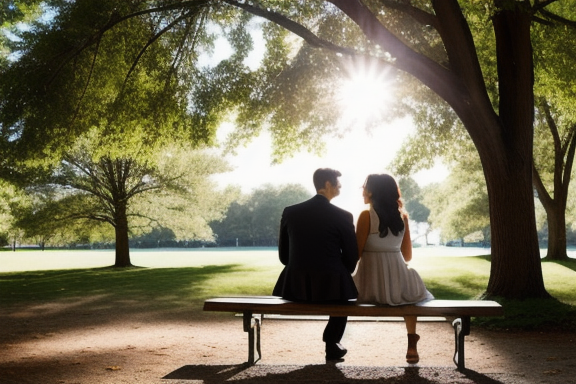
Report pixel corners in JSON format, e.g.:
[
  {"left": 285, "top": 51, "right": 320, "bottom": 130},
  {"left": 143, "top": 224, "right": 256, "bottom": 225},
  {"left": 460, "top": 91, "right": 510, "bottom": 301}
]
[{"left": 212, "top": 118, "right": 448, "bottom": 220}]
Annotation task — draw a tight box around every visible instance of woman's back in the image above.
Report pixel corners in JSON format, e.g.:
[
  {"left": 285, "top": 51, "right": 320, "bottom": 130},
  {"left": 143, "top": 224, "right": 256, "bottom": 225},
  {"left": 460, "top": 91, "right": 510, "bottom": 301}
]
[{"left": 353, "top": 210, "right": 432, "bottom": 305}]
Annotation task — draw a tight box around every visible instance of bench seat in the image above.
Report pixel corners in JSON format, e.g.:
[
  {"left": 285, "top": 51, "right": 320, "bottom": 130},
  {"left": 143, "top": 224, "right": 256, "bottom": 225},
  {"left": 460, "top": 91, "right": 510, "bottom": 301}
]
[{"left": 203, "top": 296, "right": 504, "bottom": 370}]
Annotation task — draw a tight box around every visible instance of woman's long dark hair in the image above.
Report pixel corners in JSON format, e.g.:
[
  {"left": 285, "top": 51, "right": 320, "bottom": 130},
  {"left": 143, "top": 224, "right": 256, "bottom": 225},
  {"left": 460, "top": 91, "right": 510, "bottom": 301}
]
[{"left": 364, "top": 174, "right": 407, "bottom": 237}]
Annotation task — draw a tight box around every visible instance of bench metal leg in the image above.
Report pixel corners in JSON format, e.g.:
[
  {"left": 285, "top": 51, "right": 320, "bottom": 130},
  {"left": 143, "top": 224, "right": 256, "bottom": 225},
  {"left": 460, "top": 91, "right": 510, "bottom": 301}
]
[
  {"left": 452, "top": 316, "right": 470, "bottom": 371},
  {"left": 243, "top": 311, "right": 261, "bottom": 365}
]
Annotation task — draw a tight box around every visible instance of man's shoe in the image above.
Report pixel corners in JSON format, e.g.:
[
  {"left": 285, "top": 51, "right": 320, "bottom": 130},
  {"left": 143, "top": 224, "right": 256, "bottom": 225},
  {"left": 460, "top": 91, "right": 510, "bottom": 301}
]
[{"left": 325, "top": 342, "right": 347, "bottom": 360}]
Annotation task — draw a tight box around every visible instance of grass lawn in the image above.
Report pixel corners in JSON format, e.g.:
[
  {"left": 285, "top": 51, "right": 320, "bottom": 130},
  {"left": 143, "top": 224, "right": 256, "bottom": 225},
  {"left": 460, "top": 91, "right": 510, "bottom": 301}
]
[{"left": 1, "top": 248, "right": 575, "bottom": 330}]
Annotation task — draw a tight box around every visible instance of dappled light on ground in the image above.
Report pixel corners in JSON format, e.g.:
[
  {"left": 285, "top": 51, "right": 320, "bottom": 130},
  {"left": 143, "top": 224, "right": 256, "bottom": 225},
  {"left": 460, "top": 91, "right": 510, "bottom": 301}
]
[
  {"left": 1, "top": 249, "right": 575, "bottom": 383},
  {"left": 2, "top": 310, "right": 574, "bottom": 384}
]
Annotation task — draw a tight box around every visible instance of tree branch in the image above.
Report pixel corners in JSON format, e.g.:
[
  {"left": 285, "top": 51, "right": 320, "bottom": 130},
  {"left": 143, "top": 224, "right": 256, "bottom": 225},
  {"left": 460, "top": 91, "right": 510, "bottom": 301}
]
[
  {"left": 562, "top": 124, "right": 576, "bottom": 187},
  {"left": 540, "top": 99, "right": 561, "bottom": 156},
  {"left": 532, "top": 162, "right": 553, "bottom": 208},
  {"left": 222, "top": 0, "right": 359, "bottom": 57},
  {"left": 71, "top": 37, "right": 102, "bottom": 124},
  {"left": 47, "top": 1, "right": 211, "bottom": 92},
  {"left": 377, "top": 0, "right": 439, "bottom": 30},
  {"left": 122, "top": 10, "right": 196, "bottom": 89},
  {"left": 533, "top": 0, "right": 559, "bottom": 11},
  {"left": 536, "top": 8, "right": 576, "bottom": 28}
]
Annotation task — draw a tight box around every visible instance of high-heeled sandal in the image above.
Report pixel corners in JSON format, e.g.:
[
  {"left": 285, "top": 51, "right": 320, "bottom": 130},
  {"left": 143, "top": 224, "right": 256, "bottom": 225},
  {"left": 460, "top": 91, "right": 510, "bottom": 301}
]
[{"left": 406, "top": 333, "right": 420, "bottom": 364}]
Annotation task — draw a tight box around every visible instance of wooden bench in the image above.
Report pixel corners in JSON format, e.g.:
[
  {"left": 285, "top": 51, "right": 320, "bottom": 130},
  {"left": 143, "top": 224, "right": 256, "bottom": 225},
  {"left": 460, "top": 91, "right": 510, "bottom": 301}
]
[{"left": 203, "top": 296, "right": 504, "bottom": 371}]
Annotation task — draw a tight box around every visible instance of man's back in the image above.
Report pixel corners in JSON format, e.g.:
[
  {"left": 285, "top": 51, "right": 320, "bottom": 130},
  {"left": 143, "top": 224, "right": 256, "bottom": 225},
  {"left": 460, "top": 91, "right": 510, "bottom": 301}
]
[
  {"left": 273, "top": 194, "right": 358, "bottom": 301},
  {"left": 272, "top": 168, "right": 358, "bottom": 360}
]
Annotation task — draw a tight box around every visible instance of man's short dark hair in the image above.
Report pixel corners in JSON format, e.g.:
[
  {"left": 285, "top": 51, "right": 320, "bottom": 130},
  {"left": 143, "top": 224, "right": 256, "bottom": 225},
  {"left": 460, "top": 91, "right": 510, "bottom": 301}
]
[{"left": 313, "top": 168, "right": 342, "bottom": 192}]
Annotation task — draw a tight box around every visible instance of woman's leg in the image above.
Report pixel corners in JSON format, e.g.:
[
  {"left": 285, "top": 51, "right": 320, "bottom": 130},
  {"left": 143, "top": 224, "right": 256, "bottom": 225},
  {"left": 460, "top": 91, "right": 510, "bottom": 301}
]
[{"left": 404, "top": 315, "right": 417, "bottom": 334}]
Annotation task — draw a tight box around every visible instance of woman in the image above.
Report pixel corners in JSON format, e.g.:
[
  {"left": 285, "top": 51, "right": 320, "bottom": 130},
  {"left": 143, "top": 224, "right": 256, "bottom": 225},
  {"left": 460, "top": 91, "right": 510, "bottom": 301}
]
[{"left": 353, "top": 174, "right": 433, "bottom": 364}]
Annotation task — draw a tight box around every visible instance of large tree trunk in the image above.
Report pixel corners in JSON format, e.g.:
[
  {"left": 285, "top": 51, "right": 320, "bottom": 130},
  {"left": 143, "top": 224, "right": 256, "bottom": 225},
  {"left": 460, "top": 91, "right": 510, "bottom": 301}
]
[
  {"left": 484, "top": 164, "right": 547, "bottom": 298},
  {"left": 114, "top": 204, "right": 132, "bottom": 267},
  {"left": 482, "top": 5, "right": 548, "bottom": 298}
]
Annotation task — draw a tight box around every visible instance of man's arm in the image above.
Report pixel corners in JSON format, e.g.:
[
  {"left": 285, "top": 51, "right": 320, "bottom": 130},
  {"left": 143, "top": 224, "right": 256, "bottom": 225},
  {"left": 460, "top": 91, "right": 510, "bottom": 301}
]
[
  {"left": 278, "top": 210, "right": 290, "bottom": 265},
  {"left": 340, "top": 211, "right": 359, "bottom": 273}
]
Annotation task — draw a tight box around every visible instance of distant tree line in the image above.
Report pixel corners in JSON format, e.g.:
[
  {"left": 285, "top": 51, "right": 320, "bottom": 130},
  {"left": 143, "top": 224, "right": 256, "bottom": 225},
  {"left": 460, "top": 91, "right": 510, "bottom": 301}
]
[
  {"left": 209, "top": 184, "right": 312, "bottom": 247},
  {"left": 5, "top": 172, "right": 576, "bottom": 252}
]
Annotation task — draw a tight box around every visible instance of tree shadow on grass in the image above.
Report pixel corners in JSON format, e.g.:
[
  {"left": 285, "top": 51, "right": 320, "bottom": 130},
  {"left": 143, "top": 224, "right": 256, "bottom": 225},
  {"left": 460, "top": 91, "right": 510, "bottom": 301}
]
[
  {"left": 0, "top": 264, "right": 247, "bottom": 306},
  {"left": 163, "top": 363, "right": 508, "bottom": 384},
  {"left": 549, "top": 259, "right": 576, "bottom": 272},
  {"left": 0, "top": 264, "right": 254, "bottom": 343}
]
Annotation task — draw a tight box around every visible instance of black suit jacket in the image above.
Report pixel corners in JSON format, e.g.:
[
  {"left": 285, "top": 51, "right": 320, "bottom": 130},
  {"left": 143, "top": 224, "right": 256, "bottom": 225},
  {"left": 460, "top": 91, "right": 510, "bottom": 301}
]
[{"left": 272, "top": 194, "right": 359, "bottom": 302}]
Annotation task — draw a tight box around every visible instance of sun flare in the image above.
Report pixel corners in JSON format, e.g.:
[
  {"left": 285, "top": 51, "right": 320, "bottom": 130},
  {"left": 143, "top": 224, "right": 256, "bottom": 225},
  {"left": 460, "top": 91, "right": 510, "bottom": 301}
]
[{"left": 337, "top": 61, "right": 395, "bottom": 129}]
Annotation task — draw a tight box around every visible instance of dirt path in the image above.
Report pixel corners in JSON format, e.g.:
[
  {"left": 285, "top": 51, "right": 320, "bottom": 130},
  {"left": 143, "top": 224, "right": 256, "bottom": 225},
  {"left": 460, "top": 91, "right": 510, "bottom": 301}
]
[{"left": 1, "top": 302, "right": 576, "bottom": 384}]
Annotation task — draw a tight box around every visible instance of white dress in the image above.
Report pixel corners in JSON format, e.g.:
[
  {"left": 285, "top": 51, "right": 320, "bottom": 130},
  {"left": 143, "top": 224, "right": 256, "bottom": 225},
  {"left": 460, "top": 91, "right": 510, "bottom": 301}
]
[{"left": 353, "top": 208, "right": 434, "bottom": 305}]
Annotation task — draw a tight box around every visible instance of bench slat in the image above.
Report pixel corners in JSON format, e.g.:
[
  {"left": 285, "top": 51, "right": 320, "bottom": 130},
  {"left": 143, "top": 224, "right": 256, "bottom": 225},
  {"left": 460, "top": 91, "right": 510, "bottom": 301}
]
[{"left": 203, "top": 297, "right": 504, "bottom": 318}]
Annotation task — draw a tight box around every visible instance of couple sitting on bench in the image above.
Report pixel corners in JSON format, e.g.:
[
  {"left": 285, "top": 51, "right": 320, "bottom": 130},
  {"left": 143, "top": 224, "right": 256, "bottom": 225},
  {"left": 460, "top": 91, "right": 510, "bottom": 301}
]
[{"left": 273, "top": 168, "right": 434, "bottom": 363}]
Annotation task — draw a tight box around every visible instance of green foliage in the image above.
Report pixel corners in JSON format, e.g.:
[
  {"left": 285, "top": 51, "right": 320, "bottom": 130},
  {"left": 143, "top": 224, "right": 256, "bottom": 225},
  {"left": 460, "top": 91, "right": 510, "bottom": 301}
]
[
  {"left": 422, "top": 156, "right": 490, "bottom": 242},
  {"left": 398, "top": 177, "right": 430, "bottom": 223},
  {"left": 9, "top": 182, "right": 84, "bottom": 246},
  {"left": 1, "top": 1, "right": 243, "bottom": 253},
  {"left": 390, "top": 2, "right": 576, "bottom": 253},
  {"left": 126, "top": 146, "right": 233, "bottom": 241},
  {"left": 0, "top": 179, "right": 28, "bottom": 244},
  {"left": 0, "top": 0, "right": 221, "bottom": 165},
  {"left": 530, "top": 5, "right": 576, "bottom": 218},
  {"left": 210, "top": 183, "right": 312, "bottom": 246},
  {"left": 1, "top": 0, "right": 44, "bottom": 28},
  {"left": 9, "top": 129, "right": 233, "bottom": 248},
  {"left": 1, "top": 1, "right": 43, "bottom": 67}
]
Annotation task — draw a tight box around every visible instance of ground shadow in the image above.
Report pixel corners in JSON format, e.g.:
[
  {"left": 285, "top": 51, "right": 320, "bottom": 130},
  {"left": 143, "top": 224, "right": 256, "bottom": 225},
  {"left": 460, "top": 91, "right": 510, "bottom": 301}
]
[
  {"left": 549, "top": 259, "right": 576, "bottom": 272},
  {"left": 0, "top": 264, "right": 244, "bottom": 344},
  {"left": 163, "top": 363, "right": 509, "bottom": 384}
]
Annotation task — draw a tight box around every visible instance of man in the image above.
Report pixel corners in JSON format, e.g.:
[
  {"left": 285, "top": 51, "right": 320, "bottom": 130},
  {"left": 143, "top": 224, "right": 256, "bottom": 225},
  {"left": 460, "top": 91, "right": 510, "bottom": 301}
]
[{"left": 273, "top": 168, "right": 359, "bottom": 360}]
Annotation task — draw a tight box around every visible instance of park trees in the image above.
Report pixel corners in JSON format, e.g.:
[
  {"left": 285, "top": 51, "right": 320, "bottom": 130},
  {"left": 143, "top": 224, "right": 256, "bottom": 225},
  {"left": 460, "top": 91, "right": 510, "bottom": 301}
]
[
  {"left": 422, "top": 161, "right": 490, "bottom": 246},
  {"left": 210, "top": 183, "right": 311, "bottom": 246},
  {"left": 9, "top": 184, "right": 65, "bottom": 249},
  {"left": 31, "top": 136, "right": 231, "bottom": 266},
  {"left": 0, "top": 179, "right": 26, "bottom": 248},
  {"left": 15, "top": 130, "right": 232, "bottom": 265},
  {"left": 392, "top": 2, "right": 576, "bottom": 262},
  {"left": 398, "top": 177, "right": 432, "bottom": 245},
  {"left": 2, "top": 1, "right": 574, "bottom": 298},
  {"left": 532, "top": 101, "right": 576, "bottom": 261},
  {"left": 0, "top": 1, "right": 234, "bottom": 265},
  {"left": 529, "top": 5, "right": 576, "bottom": 261}
]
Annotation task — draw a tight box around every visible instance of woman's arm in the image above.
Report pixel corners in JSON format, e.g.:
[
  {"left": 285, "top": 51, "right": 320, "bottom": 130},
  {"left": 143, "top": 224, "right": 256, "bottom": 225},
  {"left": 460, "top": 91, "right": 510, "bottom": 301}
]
[
  {"left": 356, "top": 210, "right": 370, "bottom": 258},
  {"left": 401, "top": 216, "right": 412, "bottom": 262}
]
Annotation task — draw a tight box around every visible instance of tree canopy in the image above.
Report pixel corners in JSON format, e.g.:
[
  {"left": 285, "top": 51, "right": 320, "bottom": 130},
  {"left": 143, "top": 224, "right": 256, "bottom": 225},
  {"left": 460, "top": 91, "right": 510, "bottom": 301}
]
[{"left": 2, "top": 1, "right": 575, "bottom": 298}]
